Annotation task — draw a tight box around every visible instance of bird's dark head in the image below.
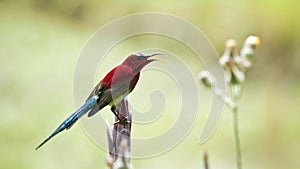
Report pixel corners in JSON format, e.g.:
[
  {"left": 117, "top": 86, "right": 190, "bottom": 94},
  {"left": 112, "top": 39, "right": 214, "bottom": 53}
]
[{"left": 122, "top": 52, "right": 163, "bottom": 73}]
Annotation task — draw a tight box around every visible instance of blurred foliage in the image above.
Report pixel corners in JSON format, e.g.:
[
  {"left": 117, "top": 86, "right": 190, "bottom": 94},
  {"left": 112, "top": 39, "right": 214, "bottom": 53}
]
[
  {"left": 0, "top": 0, "right": 299, "bottom": 169},
  {"left": 1, "top": 0, "right": 300, "bottom": 82}
]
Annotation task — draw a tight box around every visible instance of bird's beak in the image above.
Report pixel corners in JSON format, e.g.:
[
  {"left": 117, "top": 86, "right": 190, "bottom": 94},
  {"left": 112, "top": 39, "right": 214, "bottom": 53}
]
[{"left": 146, "top": 52, "right": 165, "bottom": 62}]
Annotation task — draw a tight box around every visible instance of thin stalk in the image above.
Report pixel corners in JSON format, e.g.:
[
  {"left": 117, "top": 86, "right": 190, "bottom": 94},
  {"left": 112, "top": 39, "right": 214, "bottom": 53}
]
[
  {"left": 230, "top": 85, "right": 242, "bottom": 169},
  {"left": 211, "top": 87, "right": 236, "bottom": 109},
  {"left": 212, "top": 85, "right": 242, "bottom": 169},
  {"left": 203, "top": 151, "right": 210, "bottom": 169},
  {"left": 232, "top": 107, "right": 242, "bottom": 169}
]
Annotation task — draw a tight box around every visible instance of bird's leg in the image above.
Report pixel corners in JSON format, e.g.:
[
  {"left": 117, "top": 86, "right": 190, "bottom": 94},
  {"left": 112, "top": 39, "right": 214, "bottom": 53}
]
[
  {"left": 111, "top": 105, "right": 130, "bottom": 125},
  {"left": 111, "top": 105, "right": 122, "bottom": 121}
]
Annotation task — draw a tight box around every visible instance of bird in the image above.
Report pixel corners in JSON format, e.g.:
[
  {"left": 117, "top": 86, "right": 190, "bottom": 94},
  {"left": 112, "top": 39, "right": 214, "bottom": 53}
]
[{"left": 35, "top": 52, "right": 163, "bottom": 150}]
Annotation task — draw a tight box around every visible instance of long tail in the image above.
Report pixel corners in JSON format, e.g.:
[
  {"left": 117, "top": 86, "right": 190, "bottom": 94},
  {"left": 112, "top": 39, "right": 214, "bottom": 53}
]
[{"left": 35, "top": 95, "right": 99, "bottom": 150}]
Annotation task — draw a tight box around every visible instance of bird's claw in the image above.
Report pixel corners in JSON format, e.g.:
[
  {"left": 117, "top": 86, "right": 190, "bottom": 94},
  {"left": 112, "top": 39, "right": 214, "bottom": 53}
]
[{"left": 113, "top": 116, "right": 131, "bottom": 125}]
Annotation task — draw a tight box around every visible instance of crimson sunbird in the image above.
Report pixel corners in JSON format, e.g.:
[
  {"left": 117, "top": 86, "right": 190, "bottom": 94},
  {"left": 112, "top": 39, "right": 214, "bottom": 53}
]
[{"left": 36, "top": 52, "right": 163, "bottom": 150}]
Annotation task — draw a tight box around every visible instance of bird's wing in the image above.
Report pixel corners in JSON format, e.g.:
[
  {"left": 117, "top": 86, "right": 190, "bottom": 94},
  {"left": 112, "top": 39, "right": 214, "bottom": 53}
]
[
  {"left": 86, "top": 80, "right": 105, "bottom": 101},
  {"left": 86, "top": 65, "right": 136, "bottom": 117},
  {"left": 86, "top": 65, "right": 133, "bottom": 100},
  {"left": 105, "top": 65, "right": 138, "bottom": 104},
  {"left": 87, "top": 90, "right": 111, "bottom": 117},
  {"left": 108, "top": 65, "right": 137, "bottom": 90}
]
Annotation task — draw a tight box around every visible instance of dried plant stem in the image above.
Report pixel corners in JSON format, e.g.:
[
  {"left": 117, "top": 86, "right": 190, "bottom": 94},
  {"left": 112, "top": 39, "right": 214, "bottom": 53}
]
[
  {"left": 203, "top": 151, "right": 210, "bottom": 169},
  {"left": 106, "top": 98, "right": 132, "bottom": 169}
]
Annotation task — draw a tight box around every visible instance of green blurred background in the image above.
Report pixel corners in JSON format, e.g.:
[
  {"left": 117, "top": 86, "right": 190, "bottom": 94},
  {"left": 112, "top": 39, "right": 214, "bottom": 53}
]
[{"left": 1, "top": 0, "right": 299, "bottom": 169}]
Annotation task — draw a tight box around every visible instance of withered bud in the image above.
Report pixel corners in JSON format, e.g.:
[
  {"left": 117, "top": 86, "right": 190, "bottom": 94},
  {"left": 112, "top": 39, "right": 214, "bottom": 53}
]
[
  {"left": 245, "top": 35, "right": 261, "bottom": 48},
  {"left": 219, "top": 39, "right": 238, "bottom": 67},
  {"left": 240, "top": 35, "right": 261, "bottom": 68},
  {"left": 198, "top": 71, "right": 216, "bottom": 89},
  {"left": 226, "top": 39, "right": 237, "bottom": 50}
]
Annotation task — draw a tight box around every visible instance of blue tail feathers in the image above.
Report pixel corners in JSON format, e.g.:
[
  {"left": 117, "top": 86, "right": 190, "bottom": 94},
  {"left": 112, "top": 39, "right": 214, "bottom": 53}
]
[{"left": 35, "top": 96, "right": 99, "bottom": 150}]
